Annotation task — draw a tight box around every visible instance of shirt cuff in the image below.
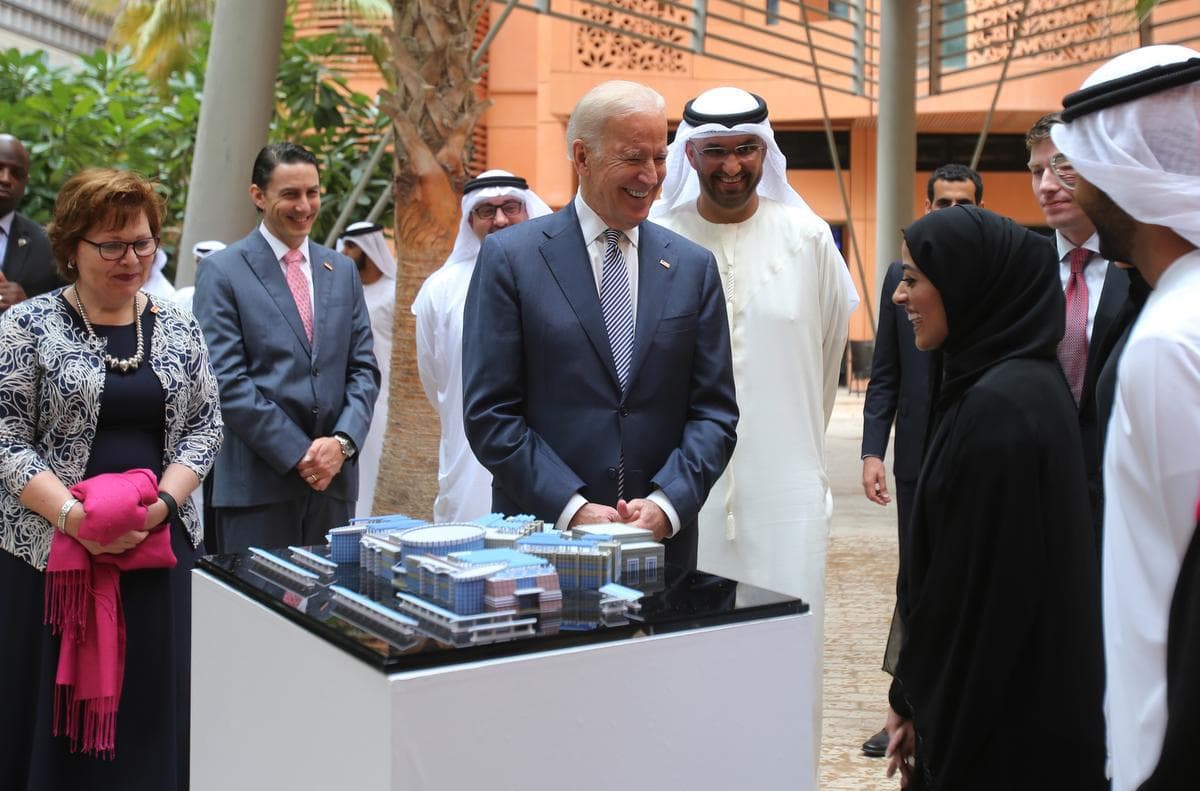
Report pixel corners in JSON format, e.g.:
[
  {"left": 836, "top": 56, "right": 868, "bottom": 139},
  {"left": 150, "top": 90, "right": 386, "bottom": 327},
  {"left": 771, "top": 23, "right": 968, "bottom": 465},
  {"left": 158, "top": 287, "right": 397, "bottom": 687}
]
[
  {"left": 555, "top": 493, "right": 588, "bottom": 532},
  {"left": 647, "top": 489, "right": 681, "bottom": 538}
]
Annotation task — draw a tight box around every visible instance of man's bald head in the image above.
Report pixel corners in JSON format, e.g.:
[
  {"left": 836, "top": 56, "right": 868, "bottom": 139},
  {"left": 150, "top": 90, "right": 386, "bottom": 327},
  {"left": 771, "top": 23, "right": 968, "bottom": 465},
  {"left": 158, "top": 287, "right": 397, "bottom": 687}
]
[{"left": 0, "top": 134, "right": 31, "bottom": 217}]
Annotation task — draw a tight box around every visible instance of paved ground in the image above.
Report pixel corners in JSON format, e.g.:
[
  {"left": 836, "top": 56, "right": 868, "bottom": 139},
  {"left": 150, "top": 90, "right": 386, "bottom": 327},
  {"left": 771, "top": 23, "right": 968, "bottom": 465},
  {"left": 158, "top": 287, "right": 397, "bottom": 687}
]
[{"left": 819, "top": 388, "right": 901, "bottom": 789}]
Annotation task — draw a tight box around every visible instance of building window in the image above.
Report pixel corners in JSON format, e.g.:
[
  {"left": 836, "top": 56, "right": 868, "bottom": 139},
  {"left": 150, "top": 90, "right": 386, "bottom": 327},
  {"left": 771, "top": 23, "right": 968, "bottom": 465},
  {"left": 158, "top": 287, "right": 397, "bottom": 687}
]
[
  {"left": 766, "top": 0, "right": 780, "bottom": 27},
  {"left": 829, "top": 1, "right": 852, "bottom": 21},
  {"left": 916, "top": 133, "right": 1031, "bottom": 172},
  {"left": 940, "top": 0, "right": 967, "bottom": 72},
  {"left": 775, "top": 130, "right": 852, "bottom": 170}
]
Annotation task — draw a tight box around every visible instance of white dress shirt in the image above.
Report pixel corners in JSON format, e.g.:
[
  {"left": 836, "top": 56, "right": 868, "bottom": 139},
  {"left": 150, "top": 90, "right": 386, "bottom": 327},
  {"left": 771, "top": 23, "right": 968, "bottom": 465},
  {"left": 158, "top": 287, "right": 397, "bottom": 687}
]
[{"left": 259, "top": 223, "right": 314, "bottom": 316}]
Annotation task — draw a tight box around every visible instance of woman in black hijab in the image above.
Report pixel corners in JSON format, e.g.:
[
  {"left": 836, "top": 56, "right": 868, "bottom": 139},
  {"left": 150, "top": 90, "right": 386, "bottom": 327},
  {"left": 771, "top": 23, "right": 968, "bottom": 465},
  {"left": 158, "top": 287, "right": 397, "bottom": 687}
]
[{"left": 884, "top": 206, "right": 1106, "bottom": 790}]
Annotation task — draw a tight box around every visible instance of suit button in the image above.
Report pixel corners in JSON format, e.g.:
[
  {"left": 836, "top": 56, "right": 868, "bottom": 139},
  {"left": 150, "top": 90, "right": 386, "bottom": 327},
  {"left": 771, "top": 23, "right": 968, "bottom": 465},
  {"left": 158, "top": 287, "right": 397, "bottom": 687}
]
[
  {"left": 619, "top": 407, "right": 629, "bottom": 418},
  {"left": 312, "top": 368, "right": 319, "bottom": 377},
  {"left": 311, "top": 407, "right": 319, "bottom": 415},
  {"left": 606, "top": 467, "right": 617, "bottom": 480}
]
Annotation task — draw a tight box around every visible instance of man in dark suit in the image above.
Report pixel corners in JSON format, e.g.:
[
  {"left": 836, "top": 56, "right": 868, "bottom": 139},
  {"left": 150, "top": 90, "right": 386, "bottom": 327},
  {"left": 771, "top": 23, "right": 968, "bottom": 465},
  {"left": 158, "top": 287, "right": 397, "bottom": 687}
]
[
  {"left": 1027, "top": 112, "right": 1129, "bottom": 539},
  {"left": 462, "top": 80, "right": 738, "bottom": 570},
  {"left": 0, "top": 134, "right": 61, "bottom": 311},
  {"left": 859, "top": 163, "right": 984, "bottom": 758},
  {"left": 194, "top": 142, "right": 380, "bottom": 552}
]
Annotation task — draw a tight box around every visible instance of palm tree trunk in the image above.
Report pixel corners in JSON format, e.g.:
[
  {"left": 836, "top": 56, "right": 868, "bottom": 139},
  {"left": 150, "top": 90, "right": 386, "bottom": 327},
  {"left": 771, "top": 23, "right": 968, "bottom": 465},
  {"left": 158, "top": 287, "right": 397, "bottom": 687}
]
[{"left": 373, "top": 0, "right": 489, "bottom": 519}]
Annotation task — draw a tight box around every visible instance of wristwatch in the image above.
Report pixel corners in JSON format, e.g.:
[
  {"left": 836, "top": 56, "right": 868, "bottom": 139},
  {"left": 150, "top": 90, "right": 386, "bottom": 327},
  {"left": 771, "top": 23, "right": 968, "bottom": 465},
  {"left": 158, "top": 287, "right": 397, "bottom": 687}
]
[{"left": 334, "top": 433, "right": 357, "bottom": 459}]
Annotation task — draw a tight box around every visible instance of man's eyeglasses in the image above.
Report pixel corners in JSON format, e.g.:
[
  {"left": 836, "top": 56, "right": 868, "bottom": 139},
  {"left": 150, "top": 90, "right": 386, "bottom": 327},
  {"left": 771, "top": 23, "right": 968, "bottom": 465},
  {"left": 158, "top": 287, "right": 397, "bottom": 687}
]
[
  {"left": 693, "top": 143, "right": 765, "bottom": 162},
  {"left": 1050, "top": 153, "right": 1078, "bottom": 191},
  {"left": 473, "top": 200, "right": 525, "bottom": 221},
  {"left": 81, "top": 236, "right": 160, "bottom": 261}
]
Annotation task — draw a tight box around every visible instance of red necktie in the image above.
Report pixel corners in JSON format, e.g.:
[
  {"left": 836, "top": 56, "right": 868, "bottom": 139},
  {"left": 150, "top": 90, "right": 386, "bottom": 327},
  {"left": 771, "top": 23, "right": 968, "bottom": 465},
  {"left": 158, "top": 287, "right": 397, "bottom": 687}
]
[
  {"left": 1057, "top": 247, "right": 1090, "bottom": 404},
  {"left": 283, "top": 248, "right": 313, "bottom": 343}
]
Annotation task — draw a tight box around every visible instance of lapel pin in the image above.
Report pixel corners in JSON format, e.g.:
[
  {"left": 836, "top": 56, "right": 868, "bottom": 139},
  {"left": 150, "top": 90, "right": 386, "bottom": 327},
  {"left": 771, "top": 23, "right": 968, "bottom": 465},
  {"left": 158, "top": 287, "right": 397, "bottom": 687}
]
[
  {"left": 659, "top": 259, "right": 670, "bottom": 269},
  {"left": 17, "top": 237, "right": 27, "bottom": 248},
  {"left": 323, "top": 260, "right": 333, "bottom": 271}
]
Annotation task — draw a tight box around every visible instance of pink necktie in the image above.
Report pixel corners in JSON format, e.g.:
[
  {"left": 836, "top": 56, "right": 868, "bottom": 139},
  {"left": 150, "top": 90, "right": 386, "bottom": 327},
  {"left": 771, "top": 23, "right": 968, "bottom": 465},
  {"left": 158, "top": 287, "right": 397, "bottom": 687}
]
[
  {"left": 1057, "top": 247, "right": 1091, "bottom": 404},
  {"left": 283, "top": 248, "right": 313, "bottom": 343}
]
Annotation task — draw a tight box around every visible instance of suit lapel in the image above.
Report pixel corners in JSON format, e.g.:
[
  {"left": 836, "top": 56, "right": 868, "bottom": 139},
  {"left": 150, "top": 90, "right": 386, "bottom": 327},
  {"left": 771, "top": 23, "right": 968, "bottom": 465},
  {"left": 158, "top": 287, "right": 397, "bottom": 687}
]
[
  {"left": 1092, "top": 261, "right": 1128, "bottom": 350},
  {"left": 309, "top": 243, "right": 334, "bottom": 357},
  {"left": 3, "top": 214, "right": 32, "bottom": 281},
  {"left": 244, "top": 232, "right": 312, "bottom": 355},
  {"left": 628, "top": 222, "right": 673, "bottom": 390},
  {"left": 540, "top": 205, "right": 622, "bottom": 391}
]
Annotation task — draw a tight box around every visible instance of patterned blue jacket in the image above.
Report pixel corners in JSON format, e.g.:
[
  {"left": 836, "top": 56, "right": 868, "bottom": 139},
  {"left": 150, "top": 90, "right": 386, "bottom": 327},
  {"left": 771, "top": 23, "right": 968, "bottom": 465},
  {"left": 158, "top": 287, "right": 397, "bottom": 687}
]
[{"left": 0, "top": 290, "right": 222, "bottom": 569}]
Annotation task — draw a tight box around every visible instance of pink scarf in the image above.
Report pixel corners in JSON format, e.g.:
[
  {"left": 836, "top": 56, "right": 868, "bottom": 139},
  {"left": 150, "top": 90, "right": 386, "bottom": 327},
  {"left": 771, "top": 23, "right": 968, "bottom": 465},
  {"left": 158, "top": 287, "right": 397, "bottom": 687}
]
[{"left": 43, "top": 468, "right": 177, "bottom": 758}]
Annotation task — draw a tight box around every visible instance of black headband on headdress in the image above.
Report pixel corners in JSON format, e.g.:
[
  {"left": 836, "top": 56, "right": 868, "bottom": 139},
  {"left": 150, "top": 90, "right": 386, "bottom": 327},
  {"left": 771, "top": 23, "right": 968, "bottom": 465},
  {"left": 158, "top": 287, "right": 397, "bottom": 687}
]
[
  {"left": 463, "top": 174, "right": 528, "bottom": 195},
  {"left": 1062, "top": 58, "right": 1200, "bottom": 122},
  {"left": 340, "top": 222, "right": 384, "bottom": 239},
  {"left": 682, "top": 92, "right": 769, "bottom": 127}
]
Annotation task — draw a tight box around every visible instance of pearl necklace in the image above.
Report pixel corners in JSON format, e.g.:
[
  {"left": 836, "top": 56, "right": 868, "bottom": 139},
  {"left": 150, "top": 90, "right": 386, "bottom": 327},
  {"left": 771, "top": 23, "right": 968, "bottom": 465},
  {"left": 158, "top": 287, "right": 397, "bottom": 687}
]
[{"left": 72, "top": 288, "right": 145, "bottom": 372}]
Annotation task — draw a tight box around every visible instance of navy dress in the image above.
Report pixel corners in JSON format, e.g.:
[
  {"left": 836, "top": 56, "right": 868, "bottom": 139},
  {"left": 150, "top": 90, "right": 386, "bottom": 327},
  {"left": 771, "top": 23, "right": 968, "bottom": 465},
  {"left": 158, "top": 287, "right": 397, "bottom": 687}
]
[{"left": 0, "top": 299, "right": 197, "bottom": 790}]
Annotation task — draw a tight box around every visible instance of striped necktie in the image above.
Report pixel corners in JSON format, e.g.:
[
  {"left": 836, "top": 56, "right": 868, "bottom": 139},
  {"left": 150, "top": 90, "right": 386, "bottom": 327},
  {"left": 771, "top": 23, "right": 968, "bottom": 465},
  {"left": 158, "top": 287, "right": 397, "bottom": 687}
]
[{"left": 600, "top": 229, "right": 634, "bottom": 390}]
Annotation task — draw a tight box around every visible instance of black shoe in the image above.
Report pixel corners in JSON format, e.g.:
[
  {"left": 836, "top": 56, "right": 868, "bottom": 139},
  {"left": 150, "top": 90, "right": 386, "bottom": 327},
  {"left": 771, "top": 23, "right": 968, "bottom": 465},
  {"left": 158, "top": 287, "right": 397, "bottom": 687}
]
[{"left": 862, "top": 727, "right": 889, "bottom": 758}]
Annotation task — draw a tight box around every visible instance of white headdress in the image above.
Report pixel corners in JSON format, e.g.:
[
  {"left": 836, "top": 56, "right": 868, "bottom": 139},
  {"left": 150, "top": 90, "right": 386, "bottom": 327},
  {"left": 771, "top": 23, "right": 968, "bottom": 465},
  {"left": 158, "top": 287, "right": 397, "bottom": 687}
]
[
  {"left": 192, "top": 240, "right": 226, "bottom": 262},
  {"left": 441, "top": 169, "right": 553, "bottom": 270},
  {"left": 653, "top": 86, "right": 810, "bottom": 217},
  {"left": 653, "top": 86, "right": 859, "bottom": 311},
  {"left": 337, "top": 221, "right": 397, "bottom": 279},
  {"left": 1051, "top": 45, "right": 1200, "bottom": 248}
]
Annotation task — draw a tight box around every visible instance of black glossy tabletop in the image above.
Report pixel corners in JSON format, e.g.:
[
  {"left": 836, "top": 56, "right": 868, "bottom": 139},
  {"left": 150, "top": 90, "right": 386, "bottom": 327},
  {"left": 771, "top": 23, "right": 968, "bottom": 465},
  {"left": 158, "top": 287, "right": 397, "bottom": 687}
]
[{"left": 196, "top": 548, "right": 806, "bottom": 674}]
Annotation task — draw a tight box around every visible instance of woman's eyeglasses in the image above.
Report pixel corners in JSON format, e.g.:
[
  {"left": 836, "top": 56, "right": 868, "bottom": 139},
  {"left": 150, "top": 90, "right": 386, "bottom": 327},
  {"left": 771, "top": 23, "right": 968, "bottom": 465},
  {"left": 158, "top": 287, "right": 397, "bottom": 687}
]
[{"left": 81, "top": 237, "right": 160, "bottom": 261}]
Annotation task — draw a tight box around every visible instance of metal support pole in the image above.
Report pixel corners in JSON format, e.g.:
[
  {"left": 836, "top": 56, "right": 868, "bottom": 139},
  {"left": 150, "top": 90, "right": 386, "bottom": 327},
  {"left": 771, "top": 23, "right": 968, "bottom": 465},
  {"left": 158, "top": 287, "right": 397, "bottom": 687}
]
[
  {"left": 970, "top": 0, "right": 1031, "bottom": 172},
  {"left": 874, "top": 0, "right": 917, "bottom": 310},
  {"left": 177, "top": 0, "right": 286, "bottom": 287},
  {"left": 365, "top": 182, "right": 394, "bottom": 224},
  {"left": 473, "top": 0, "right": 522, "bottom": 67},
  {"left": 324, "top": 128, "right": 393, "bottom": 247}
]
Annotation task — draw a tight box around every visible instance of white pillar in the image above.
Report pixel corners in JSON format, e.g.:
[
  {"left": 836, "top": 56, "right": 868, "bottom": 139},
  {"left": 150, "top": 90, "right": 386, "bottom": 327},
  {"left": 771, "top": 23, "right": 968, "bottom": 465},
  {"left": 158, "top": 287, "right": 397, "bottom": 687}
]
[
  {"left": 176, "top": 0, "right": 286, "bottom": 287},
  {"left": 874, "top": 0, "right": 917, "bottom": 306}
]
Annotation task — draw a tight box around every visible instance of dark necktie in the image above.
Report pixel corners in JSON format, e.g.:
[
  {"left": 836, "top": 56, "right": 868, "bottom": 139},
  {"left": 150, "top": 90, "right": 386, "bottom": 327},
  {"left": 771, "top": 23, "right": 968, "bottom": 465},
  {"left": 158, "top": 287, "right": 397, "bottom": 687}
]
[{"left": 1057, "top": 247, "right": 1091, "bottom": 404}]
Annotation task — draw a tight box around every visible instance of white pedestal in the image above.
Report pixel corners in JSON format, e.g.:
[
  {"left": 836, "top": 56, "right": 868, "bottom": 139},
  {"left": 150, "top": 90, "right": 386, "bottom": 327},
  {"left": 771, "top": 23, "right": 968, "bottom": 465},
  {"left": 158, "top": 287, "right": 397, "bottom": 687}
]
[{"left": 191, "top": 569, "right": 814, "bottom": 790}]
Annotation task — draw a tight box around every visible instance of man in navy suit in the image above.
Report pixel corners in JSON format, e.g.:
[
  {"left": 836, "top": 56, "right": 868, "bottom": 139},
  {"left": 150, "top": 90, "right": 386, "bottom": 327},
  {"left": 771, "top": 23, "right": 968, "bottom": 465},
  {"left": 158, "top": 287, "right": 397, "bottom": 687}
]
[
  {"left": 1027, "top": 112, "right": 1129, "bottom": 540},
  {"left": 194, "top": 142, "right": 380, "bottom": 552},
  {"left": 462, "top": 81, "right": 738, "bottom": 570},
  {"left": 859, "top": 163, "right": 983, "bottom": 758},
  {"left": 0, "top": 134, "right": 61, "bottom": 312}
]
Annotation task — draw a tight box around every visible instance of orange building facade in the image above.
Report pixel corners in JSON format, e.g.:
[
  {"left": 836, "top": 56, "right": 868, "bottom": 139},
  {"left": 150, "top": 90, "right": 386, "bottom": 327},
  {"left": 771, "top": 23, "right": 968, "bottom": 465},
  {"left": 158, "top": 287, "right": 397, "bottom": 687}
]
[{"left": 319, "top": 0, "right": 1200, "bottom": 340}]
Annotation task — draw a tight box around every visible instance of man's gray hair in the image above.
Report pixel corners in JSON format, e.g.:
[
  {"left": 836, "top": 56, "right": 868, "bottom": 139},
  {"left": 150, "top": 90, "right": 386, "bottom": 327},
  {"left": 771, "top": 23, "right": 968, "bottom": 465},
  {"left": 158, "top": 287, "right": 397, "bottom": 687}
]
[{"left": 566, "top": 81, "right": 666, "bottom": 160}]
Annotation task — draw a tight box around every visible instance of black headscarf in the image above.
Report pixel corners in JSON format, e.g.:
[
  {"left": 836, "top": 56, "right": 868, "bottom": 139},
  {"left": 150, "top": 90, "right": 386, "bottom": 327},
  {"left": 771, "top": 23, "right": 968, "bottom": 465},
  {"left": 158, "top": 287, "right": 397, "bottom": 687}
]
[{"left": 903, "top": 206, "right": 1065, "bottom": 412}]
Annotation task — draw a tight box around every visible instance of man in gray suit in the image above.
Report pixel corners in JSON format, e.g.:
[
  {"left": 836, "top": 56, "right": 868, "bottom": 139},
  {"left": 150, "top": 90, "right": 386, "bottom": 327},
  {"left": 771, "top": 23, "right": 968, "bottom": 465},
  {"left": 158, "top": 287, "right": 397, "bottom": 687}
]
[
  {"left": 194, "top": 142, "right": 379, "bottom": 552},
  {"left": 462, "top": 81, "right": 738, "bottom": 570},
  {"left": 0, "top": 134, "right": 61, "bottom": 312}
]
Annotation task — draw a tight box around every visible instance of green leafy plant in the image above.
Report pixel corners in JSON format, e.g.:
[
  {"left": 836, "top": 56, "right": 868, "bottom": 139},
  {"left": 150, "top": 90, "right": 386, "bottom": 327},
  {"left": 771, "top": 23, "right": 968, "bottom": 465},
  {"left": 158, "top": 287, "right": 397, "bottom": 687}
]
[{"left": 0, "top": 21, "right": 391, "bottom": 273}]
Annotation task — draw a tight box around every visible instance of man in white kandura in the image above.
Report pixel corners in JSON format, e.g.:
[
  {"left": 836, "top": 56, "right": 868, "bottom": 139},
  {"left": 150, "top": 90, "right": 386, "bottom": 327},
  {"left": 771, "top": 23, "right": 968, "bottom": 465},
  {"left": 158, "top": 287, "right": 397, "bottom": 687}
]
[
  {"left": 412, "top": 171, "right": 551, "bottom": 522},
  {"left": 1052, "top": 45, "right": 1200, "bottom": 791},
  {"left": 652, "top": 85, "right": 855, "bottom": 771},
  {"left": 338, "top": 221, "right": 397, "bottom": 518}
]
